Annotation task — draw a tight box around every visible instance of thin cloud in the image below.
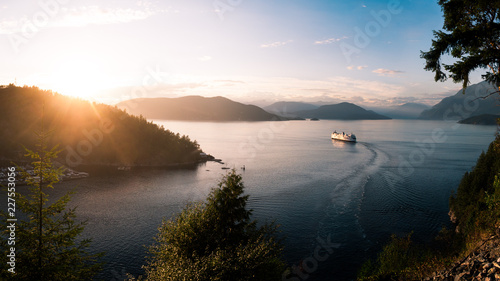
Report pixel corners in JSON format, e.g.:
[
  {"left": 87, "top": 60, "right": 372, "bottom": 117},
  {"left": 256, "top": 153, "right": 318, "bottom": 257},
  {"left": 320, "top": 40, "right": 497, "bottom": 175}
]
[
  {"left": 260, "top": 40, "right": 293, "bottom": 48},
  {"left": 213, "top": 80, "right": 246, "bottom": 84},
  {"left": 372, "top": 68, "right": 404, "bottom": 76},
  {"left": 314, "top": 36, "right": 347, "bottom": 45},
  {"left": 347, "top": 65, "right": 368, "bottom": 70},
  {"left": 212, "top": 80, "right": 246, "bottom": 87},
  {"left": 56, "top": 5, "right": 161, "bottom": 27},
  {"left": 0, "top": 4, "right": 164, "bottom": 34}
]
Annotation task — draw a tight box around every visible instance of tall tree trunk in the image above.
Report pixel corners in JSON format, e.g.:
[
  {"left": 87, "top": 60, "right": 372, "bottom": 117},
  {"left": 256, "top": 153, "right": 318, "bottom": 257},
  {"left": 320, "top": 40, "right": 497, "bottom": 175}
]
[{"left": 38, "top": 160, "right": 43, "bottom": 280}]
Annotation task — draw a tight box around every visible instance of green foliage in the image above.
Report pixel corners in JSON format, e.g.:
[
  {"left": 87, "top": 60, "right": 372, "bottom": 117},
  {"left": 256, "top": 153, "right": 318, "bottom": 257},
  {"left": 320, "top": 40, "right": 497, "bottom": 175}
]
[
  {"left": 449, "top": 136, "right": 500, "bottom": 237},
  {"left": 0, "top": 126, "right": 102, "bottom": 281},
  {"left": 485, "top": 175, "right": 500, "bottom": 208},
  {"left": 357, "top": 231, "right": 460, "bottom": 281},
  {"left": 140, "top": 170, "right": 285, "bottom": 281},
  {"left": 421, "top": 0, "right": 500, "bottom": 91},
  {"left": 358, "top": 233, "right": 423, "bottom": 280},
  {"left": 485, "top": 175, "right": 500, "bottom": 224},
  {"left": 0, "top": 84, "right": 201, "bottom": 166},
  {"left": 377, "top": 234, "right": 414, "bottom": 275}
]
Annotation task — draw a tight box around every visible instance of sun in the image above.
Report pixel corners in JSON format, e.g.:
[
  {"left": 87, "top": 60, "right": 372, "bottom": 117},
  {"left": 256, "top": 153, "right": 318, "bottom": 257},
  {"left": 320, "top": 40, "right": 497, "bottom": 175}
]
[{"left": 49, "top": 55, "right": 110, "bottom": 100}]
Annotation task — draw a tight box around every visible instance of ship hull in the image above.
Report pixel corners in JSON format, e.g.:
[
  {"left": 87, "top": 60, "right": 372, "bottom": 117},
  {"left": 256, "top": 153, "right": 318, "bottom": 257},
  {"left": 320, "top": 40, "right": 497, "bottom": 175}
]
[{"left": 331, "top": 132, "right": 357, "bottom": 142}]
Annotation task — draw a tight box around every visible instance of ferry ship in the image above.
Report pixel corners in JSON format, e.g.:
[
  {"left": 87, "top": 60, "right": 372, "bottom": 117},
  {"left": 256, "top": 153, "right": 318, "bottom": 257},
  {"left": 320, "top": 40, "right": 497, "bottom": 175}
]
[{"left": 331, "top": 131, "right": 357, "bottom": 142}]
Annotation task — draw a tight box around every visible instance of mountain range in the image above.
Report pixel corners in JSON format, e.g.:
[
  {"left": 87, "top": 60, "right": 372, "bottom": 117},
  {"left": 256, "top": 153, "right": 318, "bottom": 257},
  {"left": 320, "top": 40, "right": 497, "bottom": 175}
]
[
  {"left": 119, "top": 97, "right": 392, "bottom": 121},
  {"left": 418, "top": 81, "right": 499, "bottom": 120},
  {"left": 263, "top": 102, "right": 319, "bottom": 117},
  {"left": 294, "top": 102, "right": 390, "bottom": 120},
  {"left": 370, "top": 103, "right": 431, "bottom": 119},
  {"left": 116, "top": 96, "right": 284, "bottom": 121},
  {"left": 264, "top": 101, "right": 428, "bottom": 120},
  {"left": 116, "top": 81, "right": 498, "bottom": 123}
]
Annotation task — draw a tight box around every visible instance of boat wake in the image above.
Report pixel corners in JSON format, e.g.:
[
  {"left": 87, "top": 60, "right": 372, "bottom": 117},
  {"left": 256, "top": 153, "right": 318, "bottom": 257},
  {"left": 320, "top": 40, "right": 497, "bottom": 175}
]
[
  {"left": 330, "top": 143, "right": 387, "bottom": 204},
  {"left": 315, "top": 142, "right": 389, "bottom": 248}
]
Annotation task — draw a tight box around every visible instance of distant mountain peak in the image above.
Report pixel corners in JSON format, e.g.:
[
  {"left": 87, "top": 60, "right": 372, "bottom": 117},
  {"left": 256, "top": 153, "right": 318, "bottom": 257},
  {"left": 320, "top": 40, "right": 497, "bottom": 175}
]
[
  {"left": 117, "top": 96, "right": 285, "bottom": 121},
  {"left": 263, "top": 101, "right": 318, "bottom": 117},
  {"left": 296, "top": 102, "right": 390, "bottom": 120},
  {"left": 419, "top": 81, "right": 499, "bottom": 120},
  {"left": 369, "top": 103, "right": 430, "bottom": 119}
]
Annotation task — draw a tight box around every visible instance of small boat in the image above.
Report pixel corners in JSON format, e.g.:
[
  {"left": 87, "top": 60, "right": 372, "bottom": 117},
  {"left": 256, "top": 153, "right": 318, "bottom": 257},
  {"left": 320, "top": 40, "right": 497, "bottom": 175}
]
[
  {"left": 331, "top": 131, "right": 357, "bottom": 142},
  {"left": 117, "top": 166, "right": 131, "bottom": 171}
]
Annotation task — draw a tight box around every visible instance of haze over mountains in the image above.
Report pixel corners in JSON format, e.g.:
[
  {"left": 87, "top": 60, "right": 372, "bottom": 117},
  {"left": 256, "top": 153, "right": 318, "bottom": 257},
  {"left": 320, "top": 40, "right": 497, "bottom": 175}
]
[
  {"left": 118, "top": 97, "right": 392, "bottom": 121},
  {"left": 115, "top": 81, "right": 498, "bottom": 123},
  {"left": 264, "top": 101, "right": 428, "bottom": 119},
  {"left": 263, "top": 102, "right": 319, "bottom": 117},
  {"left": 116, "top": 96, "right": 285, "bottom": 121},
  {"left": 116, "top": 98, "right": 420, "bottom": 121},
  {"left": 293, "top": 102, "right": 390, "bottom": 120},
  {"left": 418, "top": 81, "right": 499, "bottom": 121},
  {"left": 371, "top": 103, "right": 431, "bottom": 119},
  {"left": 263, "top": 81, "right": 497, "bottom": 122}
]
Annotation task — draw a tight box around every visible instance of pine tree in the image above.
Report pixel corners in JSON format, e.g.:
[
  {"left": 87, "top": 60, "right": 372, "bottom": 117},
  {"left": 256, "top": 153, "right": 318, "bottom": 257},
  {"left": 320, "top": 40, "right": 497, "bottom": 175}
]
[
  {"left": 140, "top": 170, "right": 285, "bottom": 281},
  {"left": 1, "top": 124, "right": 102, "bottom": 280}
]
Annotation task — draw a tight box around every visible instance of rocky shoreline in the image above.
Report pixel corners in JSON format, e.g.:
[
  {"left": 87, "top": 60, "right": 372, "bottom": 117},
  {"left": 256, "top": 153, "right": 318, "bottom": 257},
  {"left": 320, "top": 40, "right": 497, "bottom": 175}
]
[
  {"left": 0, "top": 153, "right": 217, "bottom": 181},
  {"left": 425, "top": 235, "right": 500, "bottom": 280}
]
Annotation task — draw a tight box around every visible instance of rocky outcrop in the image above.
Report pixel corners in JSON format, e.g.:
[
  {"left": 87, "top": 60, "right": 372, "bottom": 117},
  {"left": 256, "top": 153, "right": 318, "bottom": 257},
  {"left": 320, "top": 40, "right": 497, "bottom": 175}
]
[{"left": 425, "top": 236, "right": 500, "bottom": 280}]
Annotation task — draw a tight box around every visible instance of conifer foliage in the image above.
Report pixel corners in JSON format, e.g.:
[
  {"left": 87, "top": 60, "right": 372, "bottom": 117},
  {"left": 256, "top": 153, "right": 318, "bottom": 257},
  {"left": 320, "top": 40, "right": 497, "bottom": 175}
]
[
  {"left": 0, "top": 84, "right": 202, "bottom": 166},
  {"left": 1, "top": 126, "right": 102, "bottom": 281},
  {"left": 421, "top": 0, "right": 500, "bottom": 92},
  {"left": 450, "top": 133, "right": 500, "bottom": 237},
  {"left": 140, "top": 170, "right": 285, "bottom": 281}
]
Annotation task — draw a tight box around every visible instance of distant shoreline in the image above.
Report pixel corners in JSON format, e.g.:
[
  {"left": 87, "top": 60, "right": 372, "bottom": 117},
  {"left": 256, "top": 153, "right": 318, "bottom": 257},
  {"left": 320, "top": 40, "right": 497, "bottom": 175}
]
[{"left": 0, "top": 156, "right": 218, "bottom": 185}]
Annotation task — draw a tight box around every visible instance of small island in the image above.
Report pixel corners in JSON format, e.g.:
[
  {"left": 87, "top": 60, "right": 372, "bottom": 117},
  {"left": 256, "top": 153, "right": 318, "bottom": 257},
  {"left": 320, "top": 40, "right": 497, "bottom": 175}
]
[{"left": 458, "top": 114, "right": 500, "bottom": 125}]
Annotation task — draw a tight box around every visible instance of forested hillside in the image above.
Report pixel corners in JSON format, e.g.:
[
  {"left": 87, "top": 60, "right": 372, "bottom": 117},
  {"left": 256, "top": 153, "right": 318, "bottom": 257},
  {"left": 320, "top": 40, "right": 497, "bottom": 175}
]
[
  {"left": 116, "top": 96, "right": 285, "bottom": 121},
  {"left": 0, "top": 84, "right": 202, "bottom": 167},
  {"left": 296, "top": 102, "right": 390, "bottom": 120},
  {"left": 449, "top": 135, "right": 500, "bottom": 236}
]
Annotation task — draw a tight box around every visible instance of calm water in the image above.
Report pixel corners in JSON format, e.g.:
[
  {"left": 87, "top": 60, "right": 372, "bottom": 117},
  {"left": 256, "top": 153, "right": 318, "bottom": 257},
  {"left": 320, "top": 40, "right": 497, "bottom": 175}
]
[{"left": 8, "top": 120, "right": 497, "bottom": 280}]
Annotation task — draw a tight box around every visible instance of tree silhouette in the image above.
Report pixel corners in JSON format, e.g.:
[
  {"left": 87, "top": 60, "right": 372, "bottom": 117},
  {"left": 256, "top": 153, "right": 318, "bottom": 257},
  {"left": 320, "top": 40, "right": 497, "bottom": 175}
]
[
  {"left": 140, "top": 170, "right": 285, "bottom": 281},
  {"left": 421, "top": 0, "right": 500, "bottom": 94},
  {"left": 0, "top": 123, "right": 102, "bottom": 281}
]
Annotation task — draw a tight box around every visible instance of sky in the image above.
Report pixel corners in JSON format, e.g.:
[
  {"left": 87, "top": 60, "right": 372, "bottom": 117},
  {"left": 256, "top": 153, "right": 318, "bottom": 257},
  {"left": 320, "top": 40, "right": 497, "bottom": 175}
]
[{"left": 0, "top": 0, "right": 487, "bottom": 107}]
